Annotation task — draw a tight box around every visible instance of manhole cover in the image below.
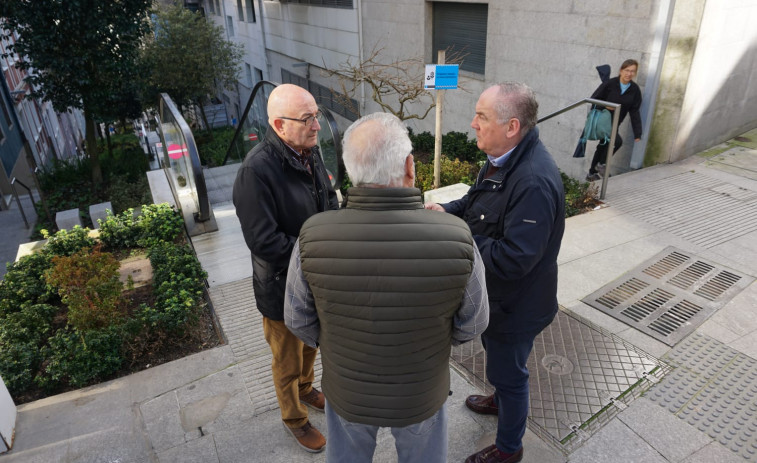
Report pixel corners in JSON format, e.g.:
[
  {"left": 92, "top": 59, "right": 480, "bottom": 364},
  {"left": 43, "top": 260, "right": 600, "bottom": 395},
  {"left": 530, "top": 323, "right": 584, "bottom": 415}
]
[
  {"left": 450, "top": 310, "right": 670, "bottom": 453},
  {"left": 541, "top": 354, "right": 574, "bottom": 375},
  {"left": 582, "top": 246, "right": 753, "bottom": 346}
]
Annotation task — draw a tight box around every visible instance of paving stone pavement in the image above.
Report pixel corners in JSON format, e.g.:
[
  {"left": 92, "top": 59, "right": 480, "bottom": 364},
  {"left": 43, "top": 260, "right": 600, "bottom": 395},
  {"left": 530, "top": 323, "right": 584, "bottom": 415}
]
[{"left": 2, "top": 129, "right": 757, "bottom": 462}]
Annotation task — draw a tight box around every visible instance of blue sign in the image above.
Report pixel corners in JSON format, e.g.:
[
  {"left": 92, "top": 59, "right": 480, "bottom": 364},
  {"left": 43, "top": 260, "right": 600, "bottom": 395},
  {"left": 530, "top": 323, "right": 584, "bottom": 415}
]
[{"left": 424, "top": 64, "right": 459, "bottom": 90}]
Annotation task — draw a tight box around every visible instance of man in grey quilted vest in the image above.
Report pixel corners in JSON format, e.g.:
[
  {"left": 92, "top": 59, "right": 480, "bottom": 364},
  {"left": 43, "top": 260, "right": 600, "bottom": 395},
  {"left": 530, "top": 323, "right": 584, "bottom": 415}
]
[{"left": 284, "top": 112, "right": 490, "bottom": 462}]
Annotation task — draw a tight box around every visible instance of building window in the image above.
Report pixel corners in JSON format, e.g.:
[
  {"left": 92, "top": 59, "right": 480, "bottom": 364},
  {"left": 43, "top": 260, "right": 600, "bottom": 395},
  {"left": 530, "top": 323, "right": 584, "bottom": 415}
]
[
  {"left": 226, "top": 16, "right": 235, "bottom": 36},
  {"left": 246, "top": 0, "right": 256, "bottom": 23},
  {"left": 281, "top": 69, "right": 358, "bottom": 121},
  {"left": 433, "top": 2, "right": 487, "bottom": 75},
  {"left": 245, "top": 63, "right": 253, "bottom": 87},
  {"left": 215, "top": 0, "right": 221, "bottom": 15},
  {"left": 0, "top": 92, "right": 12, "bottom": 129},
  {"left": 237, "top": 0, "right": 245, "bottom": 20},
  {"left": 279, "top": 0, "right": 353, "bottom": 9},
  {"left": 207, "top": 0, "right": 215, "bottom": 14},
  {"left": 254, "top": 67, "right": 264, "bottom": 83}
]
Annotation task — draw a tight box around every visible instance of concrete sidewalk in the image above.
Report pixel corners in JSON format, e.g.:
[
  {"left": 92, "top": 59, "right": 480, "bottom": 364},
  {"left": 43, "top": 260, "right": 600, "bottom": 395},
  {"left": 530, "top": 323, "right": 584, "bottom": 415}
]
[{"left": 1, "top": 128, "right": 756, "bottom": 462}]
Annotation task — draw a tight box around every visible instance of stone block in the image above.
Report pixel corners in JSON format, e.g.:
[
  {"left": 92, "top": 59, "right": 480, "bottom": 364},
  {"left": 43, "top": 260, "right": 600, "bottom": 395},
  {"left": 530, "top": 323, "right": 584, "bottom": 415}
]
[
  {"left": 88, "top": 201, "right": 113, "bottom": 229},
  {"left": 55, "top": 208, "right": 82, "bottom": 231},
  {"left": 0, "top": 374, "right": 16, "bottom": 454},
  {"left": 423, "top": 183, "right": 470, "bottom": 205}
]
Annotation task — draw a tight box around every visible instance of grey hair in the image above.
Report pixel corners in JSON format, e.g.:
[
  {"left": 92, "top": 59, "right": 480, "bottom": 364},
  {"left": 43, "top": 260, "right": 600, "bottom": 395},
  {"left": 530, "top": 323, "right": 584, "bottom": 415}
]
[
  {"left": 342, "top": 112, "right": 412, "bottom": 187},
  {"left": 492, "top": 82, "right": 539, "bottom": 134}
]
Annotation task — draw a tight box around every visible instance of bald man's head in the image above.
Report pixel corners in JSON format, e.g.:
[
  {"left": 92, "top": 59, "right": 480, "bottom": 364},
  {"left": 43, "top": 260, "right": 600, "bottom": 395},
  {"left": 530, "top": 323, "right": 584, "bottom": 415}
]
[{"left": 267, "top": 84, "right": 321, "bottom": 152}]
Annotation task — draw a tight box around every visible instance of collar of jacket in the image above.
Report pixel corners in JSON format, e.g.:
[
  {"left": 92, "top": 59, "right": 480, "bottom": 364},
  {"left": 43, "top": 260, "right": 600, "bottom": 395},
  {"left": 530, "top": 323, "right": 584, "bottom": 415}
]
[
  {"left": 264, "top": 126, "right": 320, "bottom": 172},
  {"left": 479, "top": 126, "right": 540, "bottom": 185},
  {"left": 345, "top": 187, "right": 424, "bottom": 211}
]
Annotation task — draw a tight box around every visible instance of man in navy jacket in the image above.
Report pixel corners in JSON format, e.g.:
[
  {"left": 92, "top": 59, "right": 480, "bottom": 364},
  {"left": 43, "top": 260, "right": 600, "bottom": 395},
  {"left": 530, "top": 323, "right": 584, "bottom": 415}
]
[{"left": 426, "top": 82, "right": 565, "bottom": 463}]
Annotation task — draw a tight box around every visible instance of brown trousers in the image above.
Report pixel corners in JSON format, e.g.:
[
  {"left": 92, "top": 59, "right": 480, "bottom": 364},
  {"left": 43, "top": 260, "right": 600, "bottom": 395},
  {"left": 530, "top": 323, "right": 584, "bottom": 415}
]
[{"left": 262, "top": 317, "right": 317, "bottom": 429}]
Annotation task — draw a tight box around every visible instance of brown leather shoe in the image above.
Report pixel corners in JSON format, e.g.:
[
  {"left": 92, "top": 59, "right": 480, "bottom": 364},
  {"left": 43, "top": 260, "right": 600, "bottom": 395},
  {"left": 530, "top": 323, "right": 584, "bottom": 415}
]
[
  {"left": 300, "top": 387, "right": 325, "bottom": 411},
  {"left": 465, "top": 445, "right": 523, "bottom": 463},
  {"left": 284, "top": 421, "right": 326, "bottom": 453},
  {"left": 465, "top": 394, "right": 498, "bottom": 416}
]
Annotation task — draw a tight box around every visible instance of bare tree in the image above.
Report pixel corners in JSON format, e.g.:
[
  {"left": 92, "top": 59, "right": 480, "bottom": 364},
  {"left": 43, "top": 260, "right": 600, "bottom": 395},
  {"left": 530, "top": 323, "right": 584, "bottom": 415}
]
[{"left": 322, "top": 45, "right": 467, "bottom": 122}]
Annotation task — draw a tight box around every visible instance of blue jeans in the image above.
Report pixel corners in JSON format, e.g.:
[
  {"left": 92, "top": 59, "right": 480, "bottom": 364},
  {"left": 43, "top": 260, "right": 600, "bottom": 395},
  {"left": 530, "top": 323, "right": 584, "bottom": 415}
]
[
  {"left": 481, "top": 333, "right": 535, "bottom": 454},
  {"left": 325, "top": 401, "right": 448, "bottom": 463}
]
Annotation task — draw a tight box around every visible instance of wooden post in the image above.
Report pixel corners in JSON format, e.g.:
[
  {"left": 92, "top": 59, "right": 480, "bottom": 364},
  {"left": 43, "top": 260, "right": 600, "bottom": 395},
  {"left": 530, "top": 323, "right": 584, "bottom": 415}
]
[{"left": 433, "top": 50, "right": 445, "bottom": 190}]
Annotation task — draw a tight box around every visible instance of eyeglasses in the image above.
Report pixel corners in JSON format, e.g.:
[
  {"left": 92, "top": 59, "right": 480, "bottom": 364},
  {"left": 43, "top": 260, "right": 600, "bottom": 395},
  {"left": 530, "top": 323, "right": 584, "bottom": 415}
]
[{"left": 277, "top": 110, "right": 322, "bottom": 127}]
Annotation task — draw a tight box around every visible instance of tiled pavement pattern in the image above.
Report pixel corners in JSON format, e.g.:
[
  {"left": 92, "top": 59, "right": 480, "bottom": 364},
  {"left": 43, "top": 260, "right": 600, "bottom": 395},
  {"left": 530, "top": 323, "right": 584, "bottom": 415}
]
[
  {"left": 608, "top": 171, "right": 757, "bottom": 249},
  {"left": 648, "top": 333, "right": 757, "bottom": 461},
  {"left": 208, "top": 277, "right": 322, "bottom": 416},
  {"left": 452, "top": 310, "right": 670, "bottom": 453}
]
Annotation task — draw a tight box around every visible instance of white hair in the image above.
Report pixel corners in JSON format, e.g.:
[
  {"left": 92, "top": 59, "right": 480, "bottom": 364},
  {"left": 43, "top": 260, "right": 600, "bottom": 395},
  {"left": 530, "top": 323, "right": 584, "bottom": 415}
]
[{"left": 342, "top": 112, "right": 412, "bottom": 187}]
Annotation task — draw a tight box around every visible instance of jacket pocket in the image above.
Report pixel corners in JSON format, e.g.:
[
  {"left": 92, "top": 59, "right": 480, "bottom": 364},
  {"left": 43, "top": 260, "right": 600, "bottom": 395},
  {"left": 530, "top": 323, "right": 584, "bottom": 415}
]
[{"left": 464, "top": 202, "right": 501, "bottom": 238}]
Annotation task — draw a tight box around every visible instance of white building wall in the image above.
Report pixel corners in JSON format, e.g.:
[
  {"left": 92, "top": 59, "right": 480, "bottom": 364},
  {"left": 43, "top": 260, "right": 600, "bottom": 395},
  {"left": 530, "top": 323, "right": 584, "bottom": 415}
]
[
  {"left": 214, "top": 0, "right": 757, "bottom": 179},
  {"left": 673, "top": 0, "right": 757, "bottom": 159}
]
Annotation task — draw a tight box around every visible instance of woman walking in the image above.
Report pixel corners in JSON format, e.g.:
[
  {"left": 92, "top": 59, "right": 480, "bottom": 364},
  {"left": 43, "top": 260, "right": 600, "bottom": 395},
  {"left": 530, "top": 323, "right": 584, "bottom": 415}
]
[{"left": 586, "top": 59, "right": 643, "bottom": 181}]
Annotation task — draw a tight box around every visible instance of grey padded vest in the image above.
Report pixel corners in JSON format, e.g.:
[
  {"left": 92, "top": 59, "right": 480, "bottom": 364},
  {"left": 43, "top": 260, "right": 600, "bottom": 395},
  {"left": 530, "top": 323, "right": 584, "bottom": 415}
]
[{"left": 298, "top": 187, "right": 475, "bottom": 427}]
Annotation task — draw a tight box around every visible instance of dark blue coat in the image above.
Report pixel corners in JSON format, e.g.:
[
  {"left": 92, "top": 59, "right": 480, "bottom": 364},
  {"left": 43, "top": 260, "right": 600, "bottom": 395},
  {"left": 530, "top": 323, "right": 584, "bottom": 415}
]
[{"left": 443, "top": 127, "right": 565, "bottom": 340}]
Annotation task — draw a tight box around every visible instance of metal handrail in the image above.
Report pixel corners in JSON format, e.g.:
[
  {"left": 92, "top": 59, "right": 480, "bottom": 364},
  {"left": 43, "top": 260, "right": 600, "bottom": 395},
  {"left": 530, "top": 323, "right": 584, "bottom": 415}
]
[
  {"left": 157, "top": 93, "right": 212, "bottom": 222},
  {"left": 224, "top": 79, "right": 280, "bottom": 165},
  {"left": 223, "top": 80, "right": 345, "bottom": 190},
  {"left": 10, "top": 177, "right": 34, "bottom": 229},
  {"left": 538, "top": 98, "right": 621, "bottom": 200}
]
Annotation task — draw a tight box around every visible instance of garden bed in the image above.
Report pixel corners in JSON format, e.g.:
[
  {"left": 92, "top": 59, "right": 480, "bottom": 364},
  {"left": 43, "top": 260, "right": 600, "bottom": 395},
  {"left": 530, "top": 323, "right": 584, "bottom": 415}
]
[{"left": 0, "top": 204, "right": 222, "bottom": 404}]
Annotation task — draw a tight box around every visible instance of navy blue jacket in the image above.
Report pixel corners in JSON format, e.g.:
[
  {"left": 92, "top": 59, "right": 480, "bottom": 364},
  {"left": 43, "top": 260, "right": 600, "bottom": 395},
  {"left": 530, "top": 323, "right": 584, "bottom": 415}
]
[
  {"left": 233, "top": 127, "right": 338, "bottom": 320},
  {"left": 443, "top": 127, "right": 565, "bottom": 340}
]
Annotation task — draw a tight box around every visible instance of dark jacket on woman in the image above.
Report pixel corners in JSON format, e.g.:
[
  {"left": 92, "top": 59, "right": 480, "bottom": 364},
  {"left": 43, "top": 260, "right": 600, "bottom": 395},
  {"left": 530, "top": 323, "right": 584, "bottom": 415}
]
[
  {"left": 443, "top": 127, "right": 565, "bottom": 340},
  {"left": 591, "top": 76, "right": 643, "bottom": 139},
  {"left": 232, "top": 127, "right": 338, "bottom": 320}
]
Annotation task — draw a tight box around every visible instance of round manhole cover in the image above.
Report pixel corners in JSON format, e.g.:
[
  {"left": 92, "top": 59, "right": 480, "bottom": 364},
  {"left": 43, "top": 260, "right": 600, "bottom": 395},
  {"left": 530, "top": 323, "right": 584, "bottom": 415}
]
[{"left": 541, "top": 354, "right": 574, "bottom": 375}]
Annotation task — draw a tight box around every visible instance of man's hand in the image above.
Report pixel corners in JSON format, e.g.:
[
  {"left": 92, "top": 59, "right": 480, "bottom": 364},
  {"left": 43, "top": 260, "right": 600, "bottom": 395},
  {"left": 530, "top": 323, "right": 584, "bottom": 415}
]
[{"left": 424, "top": 202, "right": 444, "bottom": 212}]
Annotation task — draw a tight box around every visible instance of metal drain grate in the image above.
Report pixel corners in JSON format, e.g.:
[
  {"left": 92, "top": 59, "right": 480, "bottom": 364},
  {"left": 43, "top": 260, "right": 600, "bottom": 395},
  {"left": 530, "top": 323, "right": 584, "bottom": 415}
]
[
  {"left": 582, "top": 246, "right": 754, "bottom": 346},
  {"left": 450, "top": 310, "right": 670, "bottom": 454},
  {"left": 648, "top": 333, "right": 757, "bottom": 461}
]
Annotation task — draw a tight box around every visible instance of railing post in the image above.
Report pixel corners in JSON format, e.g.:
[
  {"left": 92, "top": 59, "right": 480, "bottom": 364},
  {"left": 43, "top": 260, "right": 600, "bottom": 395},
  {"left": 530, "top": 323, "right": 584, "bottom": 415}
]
[
  {"left": 10, "top": 179, "right": 30, "bottom": 229},
  {"left": 600, "top": 106, "right": 621, "bottom": 200}
]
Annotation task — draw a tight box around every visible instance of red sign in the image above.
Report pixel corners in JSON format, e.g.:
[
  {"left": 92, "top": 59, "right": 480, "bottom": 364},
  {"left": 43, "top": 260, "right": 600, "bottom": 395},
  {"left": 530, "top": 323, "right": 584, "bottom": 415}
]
[
  {"left": 248, "top": 133, "right": 258, "bottom": 141},
  {"left": 167, "top": 143, "right": 188, "bottom": 160}
]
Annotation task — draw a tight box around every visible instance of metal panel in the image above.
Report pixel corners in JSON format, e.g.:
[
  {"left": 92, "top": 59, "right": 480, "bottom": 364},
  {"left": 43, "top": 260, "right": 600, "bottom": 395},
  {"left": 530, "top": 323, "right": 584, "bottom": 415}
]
[
  {"left": 433, "top": 3, "right": 487, "bottom": 74},
  {"left": 451, "top": 310, "right": 670, "bottom": 454},
  {"left": 582, "top": 246, "right": 754, "bottom": 346}
]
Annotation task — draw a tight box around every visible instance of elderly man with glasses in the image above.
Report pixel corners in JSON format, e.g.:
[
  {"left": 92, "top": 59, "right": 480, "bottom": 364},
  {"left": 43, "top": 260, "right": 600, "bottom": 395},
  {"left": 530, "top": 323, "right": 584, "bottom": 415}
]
[{"left": 233, "top": 83, "right": 339, "bottom": 454}]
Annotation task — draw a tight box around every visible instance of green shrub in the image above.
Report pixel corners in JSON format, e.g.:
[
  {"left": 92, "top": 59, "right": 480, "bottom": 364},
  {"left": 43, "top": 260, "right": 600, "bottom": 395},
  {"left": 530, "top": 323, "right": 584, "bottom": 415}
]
[
  {"left": 408, "top": 128, "right": 435, "bottom": 155},
  {"left": 0, "top": 253, "right": 55, "bottom": 317},
  {"left": 45, "top": 245, "right": 124, "bottom": 331},
  {"left": 408, "top": 129, "right": 485, "bottom": 164},
  {"left": 42, "top": 226, "right": 96, "bottom": 257},
  {"left": 415, "top": 158, "right": 478, "bottom": 194},
  {"left": 441, "top": 131, "right": 485, "bottom": 163},
  {"left": 561, "top": 172, "right": 600, "bottom": 217},
  {"left": 99, "top": 208, "right": 143, "bottom": 250},
  {"left": 138, "top": 203, "right": 184, "bottom": 248},
  {"left": 148, "top": 242, "right": 206, "bottom": 333},
  {"left": 0, "top": 303, "right": 57, "bottom": 395},
  {"left": 106, "top": 176, "right": 151, "bottom": 214},
  {"left": 37, "top": 327, "right": 123, "bottom": 390},
  {"left": 194, "top": 126, "right": 236, "bottom": 167}
]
